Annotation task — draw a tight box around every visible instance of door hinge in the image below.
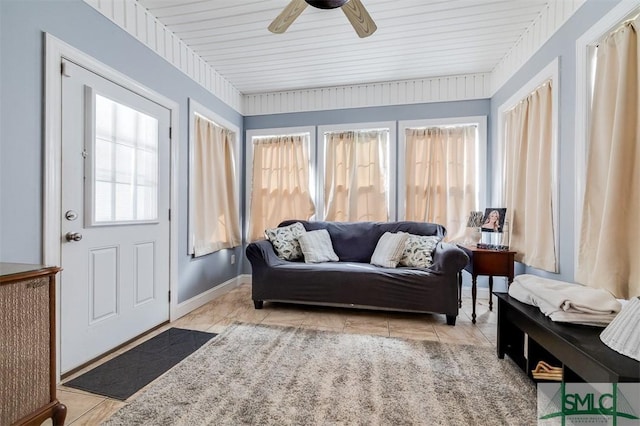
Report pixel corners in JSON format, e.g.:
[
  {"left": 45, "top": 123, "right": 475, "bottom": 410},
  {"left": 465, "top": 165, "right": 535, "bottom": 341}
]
[
  {"left": 168, "top": 209, "right": 171, "bottom": 221},
  {"left": 168, "top": 290, "right": 171, "bottom": 302},
  {"left": 169, "top": 127, "right": 172, "bottom": 139}
]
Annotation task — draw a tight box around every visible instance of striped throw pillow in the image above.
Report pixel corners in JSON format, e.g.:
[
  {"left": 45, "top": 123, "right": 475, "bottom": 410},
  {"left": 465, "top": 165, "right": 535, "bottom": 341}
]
[
  {"left": 298, "top": 229, "right": 339, "bottom": 263},
  {"left": 370, "top": 232, "right": 410, "bottom": 268}
]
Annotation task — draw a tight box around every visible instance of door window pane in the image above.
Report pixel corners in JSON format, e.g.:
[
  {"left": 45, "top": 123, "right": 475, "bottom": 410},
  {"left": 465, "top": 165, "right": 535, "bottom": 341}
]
[
  {"left": 95, "top": 181, "right": 112, "bottom": 223},
  {"left": 90, "top": 94, "right": 159, "bottom": 224},
  {"left": 94, "top": 138, "right": 113, "bottom": 181},
  {"left": 114, "top": 183, "right": 133, "bottom": 221},
  {"left": 115, "top": 144, "right": 134, "bottom": 183}
]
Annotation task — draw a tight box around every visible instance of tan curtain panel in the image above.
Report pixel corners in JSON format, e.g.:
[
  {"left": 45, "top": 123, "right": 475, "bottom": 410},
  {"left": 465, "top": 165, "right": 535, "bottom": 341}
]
[
  {"left": 324, "top": 130, "right": 389, "bottom": 222},
  {"left": 248, "top": 135, "right": 315, "bottom": 241},
  {"left": 404, "top": 125, "right": 477, "bottom": 241},
  {"left": 192, "top": 116, "right": 241, "bottom": 256},
  {"left": 577, "top": 18, "right": 639, "bottom": 298},
  {"left": 503, "top": 81, "right": 556, "bottom": 272}
]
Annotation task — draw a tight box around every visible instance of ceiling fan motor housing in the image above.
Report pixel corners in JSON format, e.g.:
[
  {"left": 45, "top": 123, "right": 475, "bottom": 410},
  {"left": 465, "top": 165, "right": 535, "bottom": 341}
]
[{"left": 305, "top": 0, "right": 349, "bottom": 9}]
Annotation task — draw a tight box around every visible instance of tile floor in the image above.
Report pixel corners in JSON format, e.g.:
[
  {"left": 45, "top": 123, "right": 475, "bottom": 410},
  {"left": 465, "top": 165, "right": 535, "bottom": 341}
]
[{"left": 48, "top": 284, "right": 497, "bottom": 425}]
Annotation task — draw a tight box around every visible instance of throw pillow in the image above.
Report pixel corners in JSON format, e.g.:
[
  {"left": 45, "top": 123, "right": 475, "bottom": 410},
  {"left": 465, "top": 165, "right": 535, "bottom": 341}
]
[
  {"left": 370, "top": 232, "right": 410, "bottom": 268},
  {"left": 298, "top": 229, "right": 339, "bottom": 263},
  {"left": 399, "top": 234, "right": 441, "bottom": 268},
  {"left": 265, "top": 222, "right": 306, "bottom": 260}
]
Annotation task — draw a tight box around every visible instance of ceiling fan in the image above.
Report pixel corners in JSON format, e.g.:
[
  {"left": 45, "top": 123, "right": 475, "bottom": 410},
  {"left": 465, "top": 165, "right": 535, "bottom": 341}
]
[{"left": 268, "top": 0, "right": 377, "bottom": 38}]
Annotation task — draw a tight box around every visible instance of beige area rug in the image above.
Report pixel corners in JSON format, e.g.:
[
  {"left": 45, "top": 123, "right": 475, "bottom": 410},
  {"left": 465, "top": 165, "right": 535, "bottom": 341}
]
[{"left": 103, "top": 323, "right": 536, "bottom": 425}]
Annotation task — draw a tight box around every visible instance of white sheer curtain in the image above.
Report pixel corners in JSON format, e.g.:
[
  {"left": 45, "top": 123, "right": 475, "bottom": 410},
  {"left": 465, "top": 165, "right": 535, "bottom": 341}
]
[
  {"left": 404, "top": 125, "right": 477, "bottom": 241},
  {"left": 577, "top": 18, "right": 639, "bottom": 298},
  {"left": 248, "top": 134, "right": 315, "bottom": 241},
  {"left": 503, "top": 81, "right": 556, "bottom": 272},
  {"left": 324, "top": 130, "right": 389, "bottom": 222},
  {"left": 192, "top": 115, "right": 240, "bottom": 256}
]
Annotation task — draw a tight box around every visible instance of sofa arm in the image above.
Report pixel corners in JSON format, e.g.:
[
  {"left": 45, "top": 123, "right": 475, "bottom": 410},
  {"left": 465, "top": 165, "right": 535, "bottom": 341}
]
[
  {"left": 431, "top": 242, "right": 469, "bottom": 274},
  {"left": 245, "top": 239, "right": 285, "bottom": 267}
]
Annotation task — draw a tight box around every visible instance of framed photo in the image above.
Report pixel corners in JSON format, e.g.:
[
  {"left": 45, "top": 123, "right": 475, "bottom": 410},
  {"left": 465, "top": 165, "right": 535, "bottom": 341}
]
[{"left": 481, "top": 208, "right": 506, "bottom": 233}]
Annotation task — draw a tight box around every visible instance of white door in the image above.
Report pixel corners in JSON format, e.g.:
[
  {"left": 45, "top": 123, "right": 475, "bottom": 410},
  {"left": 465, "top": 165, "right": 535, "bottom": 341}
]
[{"left": 60, "top": 59, "right": 171, "bottom": 373}]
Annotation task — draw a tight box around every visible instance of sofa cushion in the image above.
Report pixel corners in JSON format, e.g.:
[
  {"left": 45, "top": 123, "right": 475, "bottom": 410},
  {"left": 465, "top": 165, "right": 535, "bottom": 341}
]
[
  {"left": 370, "top": 232, "right": 409, "bottom": 268},
  {"left": 298, "top": 229, "right": 339, "bottom": 263},
  {"left": 399, "top": 234, "right": 441, "bottom": 268},
  {"left": 279, "top": 220, "right": 447, "bottom": 263},
  {"left": 279, "top": 221, "right": 388, "bottom": 262},
  {"left": 265, "top": 222, "right": 306, "bottom": 260}
]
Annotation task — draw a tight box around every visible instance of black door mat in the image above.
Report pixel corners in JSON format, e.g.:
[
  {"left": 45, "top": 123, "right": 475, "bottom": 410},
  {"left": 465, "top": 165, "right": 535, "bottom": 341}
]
[{"left": 64, "top": 327, "right": 217, "bottom": 400}]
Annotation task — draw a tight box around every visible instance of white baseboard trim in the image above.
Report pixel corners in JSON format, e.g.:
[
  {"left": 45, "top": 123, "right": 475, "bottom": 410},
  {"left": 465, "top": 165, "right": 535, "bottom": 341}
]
[
  {"left": 172, "top": 276, "right": 242, "bottom": 320},
  {"left": 237, "top": 273, "right": 252, "bottom": 286}
]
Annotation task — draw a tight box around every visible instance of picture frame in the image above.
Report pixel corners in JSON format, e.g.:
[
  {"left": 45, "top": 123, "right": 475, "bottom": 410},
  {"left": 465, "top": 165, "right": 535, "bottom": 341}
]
[{"left": 480, "top": 208, "right": 506, "bottom": 233}]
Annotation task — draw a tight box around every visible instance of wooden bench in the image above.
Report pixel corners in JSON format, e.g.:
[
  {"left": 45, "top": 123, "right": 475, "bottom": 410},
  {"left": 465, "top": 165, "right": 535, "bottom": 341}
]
[{"left": 495, "top": 292, "right": 639, "bottom": 383}]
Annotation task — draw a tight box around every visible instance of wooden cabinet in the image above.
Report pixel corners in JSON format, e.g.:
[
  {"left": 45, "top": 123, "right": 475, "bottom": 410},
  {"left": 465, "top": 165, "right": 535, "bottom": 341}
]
[{"left": 0, "top": 263, "right": 66, "bottom": 425}]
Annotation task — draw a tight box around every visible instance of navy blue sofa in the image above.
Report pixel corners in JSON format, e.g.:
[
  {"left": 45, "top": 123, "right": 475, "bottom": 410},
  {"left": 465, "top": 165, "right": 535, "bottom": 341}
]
[{"left": 245, "top": 220, "right": 469, "bottom": 325}]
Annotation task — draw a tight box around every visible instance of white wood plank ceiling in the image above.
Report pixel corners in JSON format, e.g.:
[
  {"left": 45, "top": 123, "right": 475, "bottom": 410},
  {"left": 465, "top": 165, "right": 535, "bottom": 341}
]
[{"left": 136, "top": 0, "right": 552, "bottom": 95}]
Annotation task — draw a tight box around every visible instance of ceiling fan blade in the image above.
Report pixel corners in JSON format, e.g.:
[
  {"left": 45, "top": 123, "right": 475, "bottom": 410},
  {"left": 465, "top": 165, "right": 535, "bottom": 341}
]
[
  {"left": 341, "top": 0, "right": 377, "bottom": 38},
  {"left": 268, "top": 0, "right": 308, "bottom": 34}
]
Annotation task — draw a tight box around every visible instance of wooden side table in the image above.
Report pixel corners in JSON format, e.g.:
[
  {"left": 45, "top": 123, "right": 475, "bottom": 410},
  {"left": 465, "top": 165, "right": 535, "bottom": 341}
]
[{"left": 457, "top": 245, "right": 516, "bottom": 324}]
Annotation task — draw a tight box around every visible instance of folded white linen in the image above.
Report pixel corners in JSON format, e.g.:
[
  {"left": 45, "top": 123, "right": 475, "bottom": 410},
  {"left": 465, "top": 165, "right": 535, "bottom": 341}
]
[
  {"left": 549, "top": 311, "right": 616, "bottom": 327},
  {"left": 508, "top": 279, "right": 539, "bottom": 306},
  {"left": 511, "top": 274, "right": 621, "bottom": 314},
  {"left": 508, "top": 274, "right": 620, "bottom": 326}
]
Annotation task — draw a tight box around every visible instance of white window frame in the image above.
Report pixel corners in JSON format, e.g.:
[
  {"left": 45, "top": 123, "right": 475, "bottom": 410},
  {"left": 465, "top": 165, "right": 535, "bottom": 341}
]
[
  {"left": 574, "top": 0, "right": 639, "bottom": 278},
  {"left": 398, "top": 116, "right": 487, "bottom": 220},
  {"left": 497, "top": 58, "right": 559, "bottom": 262},
  {"left": 317, "top": 121, "right": 397, "bottom": 221},
  {"left": 188, "top": 98, "right": 241, "bottom": 255},
  {"left": 245, "top": 126, "right": 316, "bottom": 239},
  {"left": 85, "top": 88, "right": 161, "bottom": 227}
]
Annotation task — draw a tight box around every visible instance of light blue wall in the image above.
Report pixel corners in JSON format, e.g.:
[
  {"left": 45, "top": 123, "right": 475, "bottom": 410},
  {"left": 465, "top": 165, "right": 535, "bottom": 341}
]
[
  {"left": 244, "top": 100, "right": 491, "bottom": 275},
  {"left": 490, "top": 0, "right": 623, "bottom": 283},
  {"left": 0, "top": 0, "right": 624, "bottom": 303},
  {"left": 0, "top": 0, "right": 243, "bottom": 303}
]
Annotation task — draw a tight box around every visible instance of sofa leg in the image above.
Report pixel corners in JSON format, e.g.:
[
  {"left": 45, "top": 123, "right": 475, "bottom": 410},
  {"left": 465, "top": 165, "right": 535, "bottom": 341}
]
[
  {"left": 254, "top": 300, "right": 264, "bottom": 309},
  {"left": 446, "top": 315, "right": 456, "bottom": 326}
]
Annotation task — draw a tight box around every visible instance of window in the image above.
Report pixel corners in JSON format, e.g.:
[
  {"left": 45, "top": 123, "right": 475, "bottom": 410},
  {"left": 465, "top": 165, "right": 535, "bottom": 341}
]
[
  {"left": 399, "top": 117, "right": 486, "bottom": 241},
  {"left": 188, "top": 99, "right": 241, "bottom": 256},
  {"left": 88, "top": 92, "right": 159, "bottom": 224},
  {"left": 498, "top": 59, "right": 558, "bottom": 273},
  {"left": 246, "top": 127, "right": 316, "bottom": 241},
  {"left": 318, "top": 122, "right": 396, "bottom": 221},
  {"left": 503, "top": 81, "right": 556, "bottom": 272},
  {"left": 575, "top": 11, "right": 639, "bottom": 298}
]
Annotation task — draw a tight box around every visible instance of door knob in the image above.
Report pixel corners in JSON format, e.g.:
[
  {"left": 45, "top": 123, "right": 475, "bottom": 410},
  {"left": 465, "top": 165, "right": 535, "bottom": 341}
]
[{"left": 66, "top": 232, "right": 83, "bottom": 242}]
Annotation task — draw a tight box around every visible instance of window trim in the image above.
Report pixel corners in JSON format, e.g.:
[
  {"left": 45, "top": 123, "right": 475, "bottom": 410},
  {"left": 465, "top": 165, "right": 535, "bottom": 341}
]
[
  {"left": 86, "top": 88, "right": 161, "bottom": 227},
  {"left": 188, "top": 98, "right": 241, "bottom": 255},
  {"left": 317, "top": 121, "right": 397, "bottom": 221},
  {"left": 397, "top": 116, "right": 487, "bottom": 221},
  {"left": 245, "top": 126, "right": 316, "bottom": 239},
  {"left": 497, "top": 58, "right": 559, "bottom": 267},
  {"left": 574, "top": 0, "right": 639, "bottom": 278}
]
